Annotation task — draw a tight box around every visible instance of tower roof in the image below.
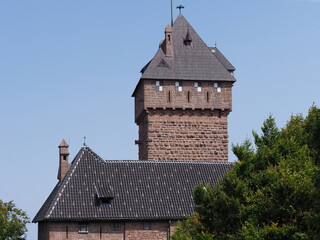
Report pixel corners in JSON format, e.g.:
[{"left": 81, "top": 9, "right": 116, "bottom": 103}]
[{"left": 140, "top": 14, "right": 236, "bottom": 82}]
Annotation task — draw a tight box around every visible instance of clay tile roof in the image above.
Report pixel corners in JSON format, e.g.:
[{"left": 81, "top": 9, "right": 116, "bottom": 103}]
[
  {"left": 33, "top": 146, "right": 232, "bottom": 222},
  {"left": 140, "top": 14, "right": 236, "bottom": 82}
]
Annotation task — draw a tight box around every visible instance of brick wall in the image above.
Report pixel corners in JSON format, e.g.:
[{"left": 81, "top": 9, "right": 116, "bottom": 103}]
[
  {"left": 138, "top": 109, "right": 229, "bottom": 162},
  {"left": 38, "top": 221, "right": 174, "bottom": 240}
]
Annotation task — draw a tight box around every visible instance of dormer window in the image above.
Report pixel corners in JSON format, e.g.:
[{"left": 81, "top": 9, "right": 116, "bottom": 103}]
[
  {"left": 94, "top": 185, "right": 114, "bottom": 207},
  {"left": 194, "top": 82, "right": 201, "bottom": 92},
  {"left": 156, "top": 81, "right": 163, "bottom": 91},
  {"left": 99, "top": 197, "right": 113, "bottom": 206},
  {"left": 214, "top": 82, "right": 222, "bottom": 92},
  {"left": 175, "top": 81, "right": 182, "bottom": 92}
]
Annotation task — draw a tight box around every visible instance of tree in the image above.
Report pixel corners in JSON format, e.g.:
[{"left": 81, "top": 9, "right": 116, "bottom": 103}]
[
  {"left": 172, "top": 106, "right": 320, "bottom": 240},
  {"left": 0, "top": 200, "right": 30, "bottom": 240}
]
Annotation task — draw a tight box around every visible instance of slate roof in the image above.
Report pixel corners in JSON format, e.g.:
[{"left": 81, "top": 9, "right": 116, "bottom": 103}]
[
  {"left": 33, "top": 146, "right": 232, "bottom": 222},
  {"left": 140, "top": 14, "right": 236, "bottom": 82}
]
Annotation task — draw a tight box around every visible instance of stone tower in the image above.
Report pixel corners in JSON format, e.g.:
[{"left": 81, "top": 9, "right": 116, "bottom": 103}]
[{"left": 132, "top": 15, "right": 236, "bottom": 162}]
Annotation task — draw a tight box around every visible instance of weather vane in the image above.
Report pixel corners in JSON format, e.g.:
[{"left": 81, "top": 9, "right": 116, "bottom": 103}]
[{"left": 177, "top": 5, "right": 184, "bottom": 14}]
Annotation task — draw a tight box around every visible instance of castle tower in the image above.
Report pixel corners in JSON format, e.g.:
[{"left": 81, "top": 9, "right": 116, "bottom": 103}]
[{"left": 132, "top": 15, "right": 236, "bottom": 162}]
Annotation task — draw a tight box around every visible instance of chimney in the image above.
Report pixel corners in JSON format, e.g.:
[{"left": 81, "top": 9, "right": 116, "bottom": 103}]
[
  {"left": 57, "top": 139, "right": 70, "bottom": 181},
  {"left": 164, "top": 25, "right": 173, "bottom": 57}
]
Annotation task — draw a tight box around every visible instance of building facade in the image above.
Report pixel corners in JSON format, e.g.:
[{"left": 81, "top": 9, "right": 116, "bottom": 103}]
[{"left": 33, "top": 14, "right": 236, "bottom": 240}]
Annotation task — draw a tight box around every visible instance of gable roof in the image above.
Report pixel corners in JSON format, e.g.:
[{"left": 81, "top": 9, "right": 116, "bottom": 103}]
[
  {"left": 33, "top": 146, "right": 232, "bottom": 222},
  {"left": 140, "top": 14, "right": 236, "bottom": 82}
]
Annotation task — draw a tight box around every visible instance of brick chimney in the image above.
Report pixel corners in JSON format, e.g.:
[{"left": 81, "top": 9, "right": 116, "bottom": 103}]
[
  {"left": 57, "top": 139, "right": 70, "bottom": 181},
  {"left": 164, "top": 24, "right": 173, "bottom": 57}
]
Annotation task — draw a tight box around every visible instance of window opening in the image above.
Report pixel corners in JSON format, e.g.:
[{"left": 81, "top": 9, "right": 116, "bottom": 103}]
[
  {"left": 112, "top": 222, "right": 121, "bottom": 231},
  {"left": 66, "top": 226, "right": 68, "bottom": 239},
  {"left": 142, "top": 222, "right": 151, "bottom": 230},
  {"left": 187, "top": 91, "right": 190, "bottom": 102},
  {"left": 194, "top": 82, "right": 202, "bottom": 92},
  {"left": 214, "top": 82, "right": 222, "bottom": 92},
  {"left": 100, "top": 226, "right": 102, "bottom": 239},
  {"left": 156, "top": 81, "right": 163, "bottom": 91},
  {"left": 168, "top": 91, "right": 171, "bottom": 102},
  {"left": 175, "top": 81, "right": 182, "bottom": 91},
  {"left": 78, "top": 224, "right": 88, "bottom": 234},
  {"left": 207, "top": 92, "right": 209, "bottom": 103}
]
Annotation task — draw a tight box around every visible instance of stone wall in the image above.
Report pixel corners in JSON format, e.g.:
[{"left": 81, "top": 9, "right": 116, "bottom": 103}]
[
  {"left": 134, "top": 79, "right": 232, "bottom": 162},
  {"left": 38, "top": 221, "right": 176, "bottom": 240},
  {"left": 138, "top": 109, "right": 229, "bottom": 162}
]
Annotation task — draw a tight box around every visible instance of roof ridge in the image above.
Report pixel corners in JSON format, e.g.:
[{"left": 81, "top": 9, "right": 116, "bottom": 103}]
[{"left": 103, "top": 160, "right": 232, "bottom": 165}]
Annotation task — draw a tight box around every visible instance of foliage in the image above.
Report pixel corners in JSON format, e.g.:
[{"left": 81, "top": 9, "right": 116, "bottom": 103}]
[
  {"left": 0, "top": 200, "right": 30, "bottom": 240},
  {"left": 172, "top": 106, "right": 320, "bottom": 240}
]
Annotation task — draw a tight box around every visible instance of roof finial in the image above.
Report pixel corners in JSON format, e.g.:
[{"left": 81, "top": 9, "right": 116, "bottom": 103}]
[
  {"left": 171, "top": 0, "right": 174, "bottom": 26},
  {"left": 215, "top": 41, "right": 217, "bottom": 48},
  {"left": 83, "top": 136, "right": 86, "bottom": 146},
  {"left": 177, "top": 5, "right": 184, "bottom": 15}
]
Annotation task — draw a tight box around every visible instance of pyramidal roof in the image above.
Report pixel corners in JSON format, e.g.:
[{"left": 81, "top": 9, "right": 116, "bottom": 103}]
[
  {"left": 140, "top": 14, "right": 236, "bottom": 82},
  {"left": 33, "top": 146, "right": 231, "bottom": 222}
]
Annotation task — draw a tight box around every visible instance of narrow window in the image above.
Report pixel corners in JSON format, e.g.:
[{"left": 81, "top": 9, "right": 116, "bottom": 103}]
[
  {"left": 194, "top": 82, "right": 202, "bottom": 92},
  {"left": 168, "top": 91, "right": 171, "bottom": 102},
  {"left": 214, "top": 82, "right": 222, "bottom": 92},
  {"left": 78, "top": 224, "right": 88, "bottom": 234},
  {"left": 207, "top": 92, "right": 209, "bottom": 103},
  {"left": 156, "top": 81, "right": 163, "bottom": 91},
  {"left": 100, "top": 226, "right": 102, "bottom": 239},
  {"left": 112, "top": 222, "right": 121, "bottom": 231},
  {"left": 187, "top": 91, "right": 190, "bottom": 102},
  {"left": 66, "top": 226, "right": 68, "bottom": 239},
  {"left": 63, "top": 155, "right": 67, "bottom": 160},
  {"left": 175, "top": 81, "right": 182, "bottom": 91},
  {"left": 142, "top": 222, "right": 151, "bottom": 230}
]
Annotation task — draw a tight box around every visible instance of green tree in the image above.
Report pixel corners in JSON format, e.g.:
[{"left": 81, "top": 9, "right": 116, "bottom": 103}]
[
  {"left": 172, "top": 106, "right": 320, "bottom": 240},
  {"left": 0, "top": 200, "right": 30, "bottom": 240}
]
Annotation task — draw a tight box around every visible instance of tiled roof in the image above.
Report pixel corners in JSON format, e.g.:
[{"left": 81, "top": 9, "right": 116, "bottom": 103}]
[
  {"left": 140, "top": 14, "right": 236, "bottom": 82},
  {"left": 33, "top": 146, "right": 231, "bottom": 222}
]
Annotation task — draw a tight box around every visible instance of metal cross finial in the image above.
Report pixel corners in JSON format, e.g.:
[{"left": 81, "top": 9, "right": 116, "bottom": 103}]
[
  {"left": 177, "top": 5, "right": 184, "bottom": 14},
  {"left": 83, "top": 136, "right": 86, "bottom": 146}
]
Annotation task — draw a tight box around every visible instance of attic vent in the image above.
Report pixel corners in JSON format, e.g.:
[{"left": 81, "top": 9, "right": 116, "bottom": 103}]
[
  {"left": 184, "top": 30, "right": 192, "bottom": 46},
  {"left": 158, "top": 59, "right": 170, "bottom": 68}
]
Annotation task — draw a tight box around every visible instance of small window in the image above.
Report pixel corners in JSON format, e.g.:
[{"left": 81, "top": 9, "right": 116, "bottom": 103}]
[
  {"left": 63, "top": 155, "right": 67, "bottom": 160},
  {"left": 214, "top": 82, "right": 222, "bottom": 92},
  {"left": 78, "top": 224, "right": 88, "bottom": 234},
  {"left": 156, "top": 81, "right": 163, "bottom": 91},
  {"left": 142, "top": 222, "right": 151, "bottom": 230},
  {"left": 194, "top": 82, "right": 201, "bottom": 92},
  {"left": 175, "top": 81, "right": 182, "bottom": 91},
  {"left": 99, "top": 197, "right": 113, "bottom": 206},
  {"left": 112, "top": 222, "right": 121, "bottom": 231}
]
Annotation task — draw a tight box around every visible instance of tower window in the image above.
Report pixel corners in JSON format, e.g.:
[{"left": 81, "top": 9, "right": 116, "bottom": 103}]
[
  {"left": 194, "top": 82, "right": 201, "bottom": 92},
  {"left": 175, "top": 81, "right": 182, "bottom": 91},
  {"left": 214, "top": 82, "right": 222, "bottom": 92},
  {"left": 156, "top": 81, "right": 163, "bottom": 91}
]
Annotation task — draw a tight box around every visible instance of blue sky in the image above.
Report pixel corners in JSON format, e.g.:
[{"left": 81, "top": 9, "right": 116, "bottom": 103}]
[{"left": 0, "top": 0, "right": 320, "bottom": 239}]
